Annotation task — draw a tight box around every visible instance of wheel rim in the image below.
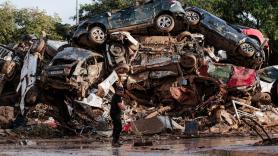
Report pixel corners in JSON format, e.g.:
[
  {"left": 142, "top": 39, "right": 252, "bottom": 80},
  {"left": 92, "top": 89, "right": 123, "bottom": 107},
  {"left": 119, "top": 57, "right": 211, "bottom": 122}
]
[
  {"left": 157, "top": 15, "right": 172, "bottom": 29},
  {"left": 240, "top": 43, "right": 255, "bottom": 56},
  {"left": 185, "top": 11, "right": 199, "bottom": 23},
  {"left": 91, "top": 28, "right": 105, "bottom": 42},
  {"left": 110, "top": 44, "right": 124, "bottom": 56}
]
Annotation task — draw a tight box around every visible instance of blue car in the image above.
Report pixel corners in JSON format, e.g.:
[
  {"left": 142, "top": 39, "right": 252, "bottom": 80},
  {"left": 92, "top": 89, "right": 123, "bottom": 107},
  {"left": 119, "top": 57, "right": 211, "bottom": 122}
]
[{"left": 73, "top": 0, "right": 185, "bottom": 46}]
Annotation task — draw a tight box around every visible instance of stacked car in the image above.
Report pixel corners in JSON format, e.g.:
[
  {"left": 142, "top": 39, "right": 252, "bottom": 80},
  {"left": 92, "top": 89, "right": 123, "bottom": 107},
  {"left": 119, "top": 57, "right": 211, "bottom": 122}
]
[
  {"left": 34, "top": 0, "right": 272, "bottom": 111},
  {"left": 1, "top": 0, "right": 277, "bottom": 137}
]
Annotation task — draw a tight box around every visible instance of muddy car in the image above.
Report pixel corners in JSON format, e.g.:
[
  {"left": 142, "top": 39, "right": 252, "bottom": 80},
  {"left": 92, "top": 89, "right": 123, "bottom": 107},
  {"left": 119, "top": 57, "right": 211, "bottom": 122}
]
[
  {"left": 184, "top": 7, "right": 265, "bottom": 69},
  {"left": 258, "top": 65, "right": 278, "bottom": 105},
  {"left": 233, "top": 25, "right": 270, "bottom": 63},
  {"left": 41, "top": 47, "right": 104, "bottom": 97},
  {"left": 73, "top": 0, "right": 185, "bottom": 46}
]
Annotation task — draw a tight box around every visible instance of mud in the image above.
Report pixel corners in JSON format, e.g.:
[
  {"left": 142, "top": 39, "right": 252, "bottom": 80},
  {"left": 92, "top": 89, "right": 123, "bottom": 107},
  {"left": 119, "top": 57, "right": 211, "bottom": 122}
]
[{"left": 0, "top": 137, "right": 277, "bottom": 156}]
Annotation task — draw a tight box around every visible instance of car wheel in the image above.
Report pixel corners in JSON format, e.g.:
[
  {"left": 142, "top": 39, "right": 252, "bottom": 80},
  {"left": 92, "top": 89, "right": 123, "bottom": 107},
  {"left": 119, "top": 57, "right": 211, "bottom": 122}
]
[
  {"left": 115, "top": 63, "right": 130, "bottom": 74},
  {"left": 180, "top": 54, "right": 197, "bottom": 68},
  {"left": 156, "top": 14, "right": 175, "bottom": 32},
  {"left": 108, "top": 42, "right": 126, "bottom": 57},
  {"left": 271, "top": 80, "right": 278, "bottom": 106},
  {"left": 184, "top": 10, "right": 200, "bottom": 25},
  {"left": 1, "top": 61, "right": 16, "bottom": 80},
  {"left": 177, "top": 31, "right": 192, "bottom": 42},
  {"left": 239, "top": 43, "right": 255, "bottom": 58},
  {"left": 88, "top": 26, "right": 106, "bottom": 45},
  {"left": 25, "top": 86, "right": 38, "bottom": 105}
]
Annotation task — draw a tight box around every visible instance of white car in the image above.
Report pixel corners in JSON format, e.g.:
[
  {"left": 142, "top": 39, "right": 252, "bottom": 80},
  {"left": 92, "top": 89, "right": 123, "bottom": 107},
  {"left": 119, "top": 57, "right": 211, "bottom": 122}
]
[{"left": 258, "top": 65, "right": 278, "bottom": 105}]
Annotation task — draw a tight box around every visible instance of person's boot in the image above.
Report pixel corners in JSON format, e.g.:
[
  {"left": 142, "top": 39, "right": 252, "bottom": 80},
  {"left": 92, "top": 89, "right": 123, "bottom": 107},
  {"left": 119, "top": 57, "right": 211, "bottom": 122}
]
[{"left": 112, "top": 141, "right": 121, "bottom": 147}]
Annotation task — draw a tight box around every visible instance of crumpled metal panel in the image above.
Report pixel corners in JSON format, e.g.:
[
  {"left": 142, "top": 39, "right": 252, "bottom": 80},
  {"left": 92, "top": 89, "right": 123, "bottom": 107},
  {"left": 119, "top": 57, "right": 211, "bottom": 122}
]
[
  {"left": 227, "top": 65, "right": 256, "bottom": 88},
  {"left": 52, "top": 47, "right": 102, "bottom": 62}
]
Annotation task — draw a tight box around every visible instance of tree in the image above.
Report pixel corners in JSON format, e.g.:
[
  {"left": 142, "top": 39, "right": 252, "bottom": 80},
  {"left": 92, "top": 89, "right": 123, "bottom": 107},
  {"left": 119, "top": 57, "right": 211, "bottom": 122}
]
[
  {"left": 0, "top": 2, "right": 17, "bottom": 44},
  {"left": 0, "top": 1, "right": 66, "bottom": 44},
  {"left": 15, "top": 9, "right": 63, "bottom": 40},
  {"left": 79, "top": 0, "right": 132, "bottom": 20}
]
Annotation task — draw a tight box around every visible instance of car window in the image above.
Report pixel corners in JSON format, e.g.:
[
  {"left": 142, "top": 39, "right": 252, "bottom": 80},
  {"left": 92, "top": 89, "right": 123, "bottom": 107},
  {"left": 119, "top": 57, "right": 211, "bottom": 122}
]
[
  {"left": 52, "top": 59, "right": 76, "bottom": 65},
  {"left": 258, "top": 66, "right": 278, "bottom": 83},
  {"left": 86, "top": 57, "right": 96, "bottom": 65},
  {"left": 96, "top": 56, "right": 104, "bottom": 63}
]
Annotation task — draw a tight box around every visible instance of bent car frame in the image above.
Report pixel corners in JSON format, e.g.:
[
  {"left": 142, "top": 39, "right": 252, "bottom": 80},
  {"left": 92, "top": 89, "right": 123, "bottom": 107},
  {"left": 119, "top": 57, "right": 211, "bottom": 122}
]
[
  {"left": 184, "top": 7, "right": 265, "bottom": 69},
  {"left": 42, "top": 47, "right": 104, "bottom": 97}
]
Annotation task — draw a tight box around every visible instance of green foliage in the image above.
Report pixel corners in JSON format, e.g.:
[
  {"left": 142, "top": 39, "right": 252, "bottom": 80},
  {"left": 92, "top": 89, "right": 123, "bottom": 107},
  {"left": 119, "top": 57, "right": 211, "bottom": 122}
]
[
  {"left": 15, "top": 9, "right": 63, "bottom": 40},
  {"left": 0, "top": 2, "right": 17, "bottom": 44},
  {"left": 79, "top": 0, "right": 132, "bottom": 20},
  {"left": 0, "top": 1, "right": 67, "bottom": 44}
]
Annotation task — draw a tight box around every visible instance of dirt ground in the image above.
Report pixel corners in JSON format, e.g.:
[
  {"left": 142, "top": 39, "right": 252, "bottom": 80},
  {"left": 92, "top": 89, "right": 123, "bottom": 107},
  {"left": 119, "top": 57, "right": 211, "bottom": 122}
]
[{"left": 0, "top": 136, "right": 278, "bottom": 156}]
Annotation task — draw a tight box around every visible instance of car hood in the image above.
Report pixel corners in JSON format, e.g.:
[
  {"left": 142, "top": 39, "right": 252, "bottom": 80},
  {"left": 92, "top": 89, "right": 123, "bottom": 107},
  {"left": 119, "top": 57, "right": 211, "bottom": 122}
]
[{"left": 53, "top": 47, "right": 102, "bottom": 62}]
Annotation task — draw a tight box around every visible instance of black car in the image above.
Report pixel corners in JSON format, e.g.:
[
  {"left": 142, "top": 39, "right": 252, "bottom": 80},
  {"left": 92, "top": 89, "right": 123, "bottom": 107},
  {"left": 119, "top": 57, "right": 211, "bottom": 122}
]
[
  {"left": 42, "top": 47, "right": 104, "bottom": 97},
  {"left": 184, "top": 7, "right": 265, "bottom": 69},
  {"left": 73, "top": 0, "right": 185, "bottom": 46}
]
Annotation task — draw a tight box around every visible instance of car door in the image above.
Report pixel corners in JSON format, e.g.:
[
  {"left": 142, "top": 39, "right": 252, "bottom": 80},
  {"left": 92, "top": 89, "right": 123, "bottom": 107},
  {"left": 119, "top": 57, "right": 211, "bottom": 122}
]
[
  {"left": 109, "top": 6, "right": 135, "bottom": 29},
  {"left": 134, "top": 0, "right": 157, "bottom": 25}
]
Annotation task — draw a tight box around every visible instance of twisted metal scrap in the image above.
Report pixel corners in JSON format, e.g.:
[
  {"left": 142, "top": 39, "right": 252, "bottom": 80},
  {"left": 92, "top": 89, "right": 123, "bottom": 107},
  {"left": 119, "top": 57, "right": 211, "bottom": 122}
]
[{"left": 241, "top": 116, "right": 273, "bottom": 145}]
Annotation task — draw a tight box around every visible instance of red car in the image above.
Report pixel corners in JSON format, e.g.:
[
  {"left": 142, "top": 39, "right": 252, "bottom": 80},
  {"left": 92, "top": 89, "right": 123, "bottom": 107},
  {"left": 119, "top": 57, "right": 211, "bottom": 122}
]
[{"left": 234, "top": 25, "right": 270, "bottom": 62}]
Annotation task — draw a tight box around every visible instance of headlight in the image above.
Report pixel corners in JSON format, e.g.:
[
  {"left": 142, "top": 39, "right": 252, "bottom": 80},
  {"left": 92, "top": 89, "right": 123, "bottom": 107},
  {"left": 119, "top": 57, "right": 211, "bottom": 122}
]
[{"left": 3, "top": 56, "right": 12, "bottom": 61}]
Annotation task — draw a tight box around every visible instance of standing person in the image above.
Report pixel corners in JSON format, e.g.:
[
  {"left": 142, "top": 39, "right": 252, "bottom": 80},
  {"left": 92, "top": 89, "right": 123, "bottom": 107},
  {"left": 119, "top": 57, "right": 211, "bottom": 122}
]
[{"left": 110, "top": 85, "right": 126, "bottom": 147}]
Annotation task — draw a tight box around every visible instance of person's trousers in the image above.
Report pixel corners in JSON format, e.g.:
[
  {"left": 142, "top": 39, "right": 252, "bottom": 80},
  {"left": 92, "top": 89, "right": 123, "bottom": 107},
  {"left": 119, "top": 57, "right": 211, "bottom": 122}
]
[{"left": 111, "top": 114, "right": 122, "bottom": 143}]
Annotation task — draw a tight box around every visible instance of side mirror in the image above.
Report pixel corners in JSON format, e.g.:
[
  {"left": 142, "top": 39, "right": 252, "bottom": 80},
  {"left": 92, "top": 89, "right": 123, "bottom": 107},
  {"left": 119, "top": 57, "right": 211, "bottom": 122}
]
[{"left": 107, "top": 12, "right": 112, "bottom": 17}]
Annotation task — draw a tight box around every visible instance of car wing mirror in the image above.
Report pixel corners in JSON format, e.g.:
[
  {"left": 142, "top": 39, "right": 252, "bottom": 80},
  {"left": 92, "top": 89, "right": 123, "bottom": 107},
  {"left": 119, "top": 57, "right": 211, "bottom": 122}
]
[{"left": 107, "top": 12, "right": 112, "bottom": 17}]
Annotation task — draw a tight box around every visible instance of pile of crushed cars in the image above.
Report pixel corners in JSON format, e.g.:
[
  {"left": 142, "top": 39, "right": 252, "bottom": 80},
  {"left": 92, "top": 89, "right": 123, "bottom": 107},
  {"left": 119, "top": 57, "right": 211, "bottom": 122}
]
[{"left": 0, "top": 0, "right": 277, "bottom": 143}]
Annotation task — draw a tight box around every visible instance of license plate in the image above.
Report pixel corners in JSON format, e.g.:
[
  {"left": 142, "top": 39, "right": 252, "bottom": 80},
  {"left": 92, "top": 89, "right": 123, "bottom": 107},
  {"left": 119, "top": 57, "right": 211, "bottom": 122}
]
[{"left": 49, "top": 70, "right": 64, "bottom": 75}]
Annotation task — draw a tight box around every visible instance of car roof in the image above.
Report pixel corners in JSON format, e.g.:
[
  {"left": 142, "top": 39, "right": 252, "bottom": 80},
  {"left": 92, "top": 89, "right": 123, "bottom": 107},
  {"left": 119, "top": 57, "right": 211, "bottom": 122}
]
[{"left": 53, "top": 47, "right": 102, "bottom": 61}]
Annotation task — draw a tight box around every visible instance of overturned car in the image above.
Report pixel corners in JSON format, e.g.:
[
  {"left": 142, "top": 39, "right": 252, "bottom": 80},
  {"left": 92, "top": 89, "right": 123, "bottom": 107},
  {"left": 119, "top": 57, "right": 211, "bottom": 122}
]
[
  {"left": 184, "top": 7, "right": 265, "bottom": 69},
  {"left": 73, "top": 0, "right": 186, "bottom": 46},
  {"left": 41, "top": 47, "right": 105, "bottom": 97}
]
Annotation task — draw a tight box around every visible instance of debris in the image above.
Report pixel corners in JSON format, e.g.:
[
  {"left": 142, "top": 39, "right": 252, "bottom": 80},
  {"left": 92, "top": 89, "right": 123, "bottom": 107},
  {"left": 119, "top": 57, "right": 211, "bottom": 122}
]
[
  {"left": 0, "top": 106, "right": 14, "bottom": 128},
  {"left": 0, "top": 1, "right": 277, "bottom": 143}
]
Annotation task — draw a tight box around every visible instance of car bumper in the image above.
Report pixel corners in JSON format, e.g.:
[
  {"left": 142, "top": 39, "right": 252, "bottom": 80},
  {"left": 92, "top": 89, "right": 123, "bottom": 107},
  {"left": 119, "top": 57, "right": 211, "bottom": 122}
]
[{"left": 45, "top": 77, "right": 79, "bottom": 91}]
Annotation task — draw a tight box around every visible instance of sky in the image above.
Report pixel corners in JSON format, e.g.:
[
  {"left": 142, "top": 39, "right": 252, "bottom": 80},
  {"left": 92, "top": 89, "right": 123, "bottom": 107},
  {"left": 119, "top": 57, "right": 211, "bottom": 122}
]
[{"left": 0, "top": 0, "right": 94, "bottom": 25}]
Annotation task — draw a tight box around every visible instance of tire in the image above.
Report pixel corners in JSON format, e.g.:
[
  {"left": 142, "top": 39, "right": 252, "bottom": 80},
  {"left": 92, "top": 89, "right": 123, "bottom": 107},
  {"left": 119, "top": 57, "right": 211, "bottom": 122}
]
[
  {"left": 238, "top": 43, "right": 255, "bottom": 58},
  {"left": 31, "top": 39, "right": 45, "bottom": 53},
  {"left": 180, "top": 54, "right": 197, "bottom": 68},
  {"left": 176, "top": 31, "right": 192, "bottom": 42},
  {"left": 108, "top": 42, "right": 126, "bottom": 57},
  {"left": 155, "top": 14, "right": 175, "bottom": 32},
  {"left": 271, "top": 80, "right": 278, "bottom": 106},
  {"left": 1, "top": 61, "right": 16, "bottom": 80},
  {"left": 25, "top": 86, "right": 38, "bottom": 105},
  {"left": 115, "top": 63, "right": 130, "bottom": 74},
  {"left": 184, "top": 10, "right": 200, "bottom": 25},
  {"left": 88, "top": 26, "right": 106, "bottom": 45}
]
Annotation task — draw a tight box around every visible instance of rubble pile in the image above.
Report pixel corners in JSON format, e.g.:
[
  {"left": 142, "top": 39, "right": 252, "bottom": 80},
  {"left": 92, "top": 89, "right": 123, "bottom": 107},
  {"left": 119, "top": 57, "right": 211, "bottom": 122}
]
[{"left": 0, "top": 1, "right": 277, "bottom": 142}]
